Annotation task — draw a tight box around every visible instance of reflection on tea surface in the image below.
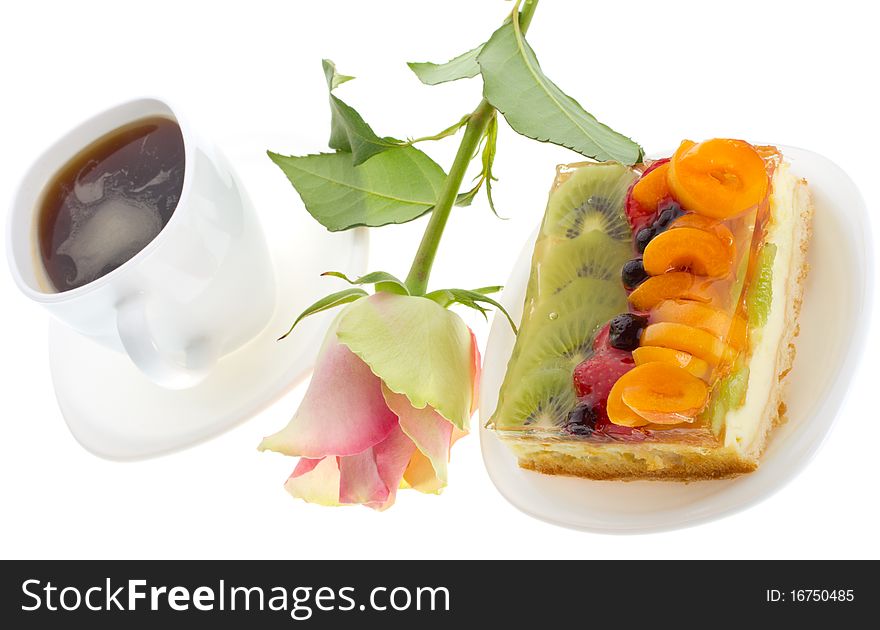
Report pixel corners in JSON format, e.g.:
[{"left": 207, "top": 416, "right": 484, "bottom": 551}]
[{"left": 38, "top": 116, "right": 184, "bottom": 292}]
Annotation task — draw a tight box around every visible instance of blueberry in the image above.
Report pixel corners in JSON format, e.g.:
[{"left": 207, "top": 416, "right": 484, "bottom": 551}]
[
  {"left": 654, "top": 202, "right": 685, "bottom": 232},
  {"left": 608, "top": 313, "right": 649, "bottom": 351},
  {"left": 621, "top": 258, "right": 648, "bottom": 290},
  {"left": 635, "top": 226, "right": 654, "bottom": 253},
  {"left": 566, "top": 423, "right": 594, "bottom": 437},
  {"left": 565, "top": 402, "right": 598, "bottom": 436}
]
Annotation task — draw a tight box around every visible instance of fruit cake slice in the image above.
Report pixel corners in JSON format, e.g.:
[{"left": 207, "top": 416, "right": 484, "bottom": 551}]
[{"left": 488, "top": 139, "right": 812, "bottom": 480}]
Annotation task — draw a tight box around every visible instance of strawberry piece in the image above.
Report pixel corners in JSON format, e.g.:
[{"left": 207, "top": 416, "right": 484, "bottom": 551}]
[
  {"left": 574, "top": 321, "right": 647, "bottom": 439},
  {"left": 572, "top": 348, "right": 634, "bottom": 400},
  {"left": 592, "top": 323, "right": 612, "bottom": 352}
]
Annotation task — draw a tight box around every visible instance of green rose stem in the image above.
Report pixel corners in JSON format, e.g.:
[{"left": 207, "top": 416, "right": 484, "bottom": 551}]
[
  {"left": 405, "top": 0, "right": 539, "bottom": 296},
  {"left": 404, "top": 101, "right": 493, "bottom": 295}
]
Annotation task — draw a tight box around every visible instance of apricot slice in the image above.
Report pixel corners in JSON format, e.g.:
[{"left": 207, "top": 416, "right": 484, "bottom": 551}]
[
  {"left": 606, "top": 383, "right": 650, "bottom": 427},
  {"left": 650, "top": 299, "right": 747, "bottom": 349},
  {"left": 608, "top": 362, "right": 708, "bottom": 426},
  {"left": 627, "top": 271, "right": 715, "bottom": 311},
  {"left": 667, "top": 139, "right": 769, "bottom": 219},
  {"left": 632, "top": 346, "right": 711, "bottom": 380},
  {"left": 640, "top": 322, "right": 736, "bottom": 366},
  {"left": 631, "top": 161, "right": 671, "bottom": 212},
  {"left": 670, "top": 213, "right": 735, "bottom": 250},
  {"left": 643, "top": 227, "right": 733, "bottom": 278}
]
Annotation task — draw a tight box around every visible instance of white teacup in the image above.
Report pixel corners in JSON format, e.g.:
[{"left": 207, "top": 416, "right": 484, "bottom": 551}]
[{"left": 6, "top": 97, "right": 275, "bottom": 389}]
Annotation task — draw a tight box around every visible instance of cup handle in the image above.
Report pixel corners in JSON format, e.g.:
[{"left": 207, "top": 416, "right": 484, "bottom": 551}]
[{"left": 116, "top": 294, "right": 218, "bottom": 389}]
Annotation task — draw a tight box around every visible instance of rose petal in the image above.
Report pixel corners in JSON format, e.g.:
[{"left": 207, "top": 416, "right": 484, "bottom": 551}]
[
  {"left": 468, "top": 328, "right": 481, "bottom": 417},
  {"left": 336, "top": 293, "right": 474, "bottom": 430},
  {"left": 339, "top": 425, "right": 416, "bottom": 510},
  {"left": 284, "top": 457, "right": 342, "bottom": 507},
  {"left": 259, "top": 315, "right": 398, "bottom": 458},
  {"left": 292, "top": 457, "right": 323, "bottom": 477},
  {"left": 451, "top": 426, "right": 468, "bottom": 446},
  {"left": 402, "top": 449, "right": 445, "bottom": 495},
  {"left": 367, "top": 426, "right": 417, "bottom": 511},
  {"left": 383, "top": 386, "right": 452, "bottom": 489},
  {"left": 339, "top": 449, "right": 388, "bottom": 505}
]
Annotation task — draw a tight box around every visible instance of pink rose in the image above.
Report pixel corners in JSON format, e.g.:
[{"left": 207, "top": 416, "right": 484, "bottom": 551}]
[{"left": 260, "top": 293, "right": 480, "bottom": 510}]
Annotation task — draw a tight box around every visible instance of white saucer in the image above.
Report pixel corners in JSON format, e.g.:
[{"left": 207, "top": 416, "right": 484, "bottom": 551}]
[
  {"left": 479, "top": 145, "right": 872, "bottom": 534},
  {"left": 50, "top": 140, "right": 368, "bottom": 460}
]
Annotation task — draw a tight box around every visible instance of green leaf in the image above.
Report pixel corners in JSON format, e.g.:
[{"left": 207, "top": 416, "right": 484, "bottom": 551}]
[
  {"left": 407, "top": 44, "right": 483, "bottom": 85},
  {"left": 322, "top": 58, "right": 354, "bottom": 90},
  {"left": 472, "top": 285, "right": 502, "bottom": 295},
  {"left": 329, "top": 97, "right": 400, "bottom": 165},
  {"left": 452, "top": 113, "right": 504, "bottom": 217},
  {"left": 322, "top": 59, "right": 397, "bottom": 166},
  {"left": 477, "top": 21, "right": 643, "bottom": 165},
  {"left": 402, "top": 115, "right": 470, "bottom": 146},
  {"left": 425, "top": 287, "right": 517, "bottom": 334},
  {"left": 278, "top": 287, "right": 367, "bottom": 340},
  {"left": 454, "top": 181, "right": 482, "bottom": 207},
  {"left": 268, "top": 146, "right": 446, "bottom": 231},
  {"left": 322, "top": 270, "right": 410, "bottom": 295},
  {"left": 481, "top": 112, "right": 501, "bottom": 217}
]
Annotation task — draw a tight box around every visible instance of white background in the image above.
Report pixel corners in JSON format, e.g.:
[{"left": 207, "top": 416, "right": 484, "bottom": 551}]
[{"left": 1, "top": 0, "right": 878, "bottom": 559}]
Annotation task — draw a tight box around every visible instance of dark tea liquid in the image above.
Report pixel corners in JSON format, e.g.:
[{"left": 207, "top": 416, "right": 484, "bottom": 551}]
[{"left": 37, "top": 116, "right": 185, "bottom": 292}]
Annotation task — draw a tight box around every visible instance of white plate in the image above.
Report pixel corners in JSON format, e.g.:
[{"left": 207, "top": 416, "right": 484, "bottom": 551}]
[
  {"left": 50, "top": 138, "right": 368, "bottom": 460},
  {"left": 479, "top": 146, "right": 872, "bottom": 534}
]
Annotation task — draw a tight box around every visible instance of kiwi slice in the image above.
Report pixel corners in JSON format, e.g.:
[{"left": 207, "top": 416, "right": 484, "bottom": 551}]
[
  {"left": 531, "top": 230, "right": 632, "bottom": 298},
  {"left": 490, "top": 162, "right": 637, "bottom": 431},
  {"left": 510, "top": 276, "right": 627, "bottom": 379},
  {"left": 492, "top": 363, "right": 576, "bottom": 429},
  {"left": 746, "top": 243, "right": 776, "bottom": 329},
  {"left": 703, "top": 364, "right": 750, "bottom": 436},
  {"left": 542, "top": 163, "right": 636, "bottom": 241}
]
